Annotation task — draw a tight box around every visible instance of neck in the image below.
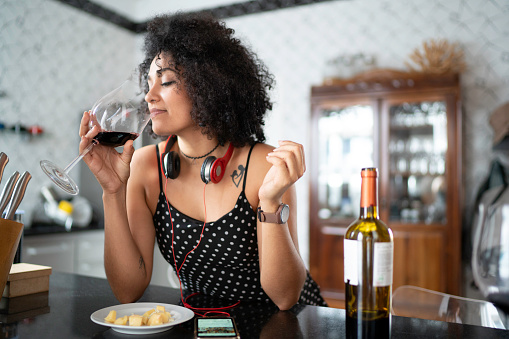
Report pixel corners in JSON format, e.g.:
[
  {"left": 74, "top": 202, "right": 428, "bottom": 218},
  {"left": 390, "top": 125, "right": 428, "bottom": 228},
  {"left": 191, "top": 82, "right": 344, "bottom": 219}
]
[{"left": 177, "top": 136, "right": 221, "bottom": 162}]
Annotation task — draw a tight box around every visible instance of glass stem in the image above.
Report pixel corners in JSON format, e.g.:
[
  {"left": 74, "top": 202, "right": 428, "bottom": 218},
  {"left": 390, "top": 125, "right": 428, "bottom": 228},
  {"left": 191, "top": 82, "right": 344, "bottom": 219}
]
[{"left": 63, "top": 141, "right": 97, "bottom": 174}]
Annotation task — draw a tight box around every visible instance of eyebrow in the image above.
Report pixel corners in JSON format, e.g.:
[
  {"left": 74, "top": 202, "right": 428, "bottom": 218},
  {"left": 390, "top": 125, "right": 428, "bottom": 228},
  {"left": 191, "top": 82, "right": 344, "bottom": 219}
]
[
  {"left": 156, "top": 67, "right": 175, "bottom": 75},
  {"left": 148, "top": 67, "right": 175, "bottom": 82}
]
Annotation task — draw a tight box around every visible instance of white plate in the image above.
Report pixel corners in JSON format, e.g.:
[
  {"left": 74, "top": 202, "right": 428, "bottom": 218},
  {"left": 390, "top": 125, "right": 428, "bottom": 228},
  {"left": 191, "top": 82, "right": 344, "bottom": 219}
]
[{"left": 90, "top": 302, "right": 194, "bottom": 335}]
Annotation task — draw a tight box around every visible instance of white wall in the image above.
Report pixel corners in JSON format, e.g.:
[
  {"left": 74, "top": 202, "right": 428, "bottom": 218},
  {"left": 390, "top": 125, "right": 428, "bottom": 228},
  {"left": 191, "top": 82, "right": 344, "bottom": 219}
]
[{"left": 1, "top": 0, "right": 508, "bottom": 267}]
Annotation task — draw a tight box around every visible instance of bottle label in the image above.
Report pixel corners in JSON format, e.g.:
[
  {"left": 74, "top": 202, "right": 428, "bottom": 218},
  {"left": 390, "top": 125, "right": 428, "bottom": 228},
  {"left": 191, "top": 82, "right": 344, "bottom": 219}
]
[
  {"left": 373, "top": 242, "right": 393, "bottom": 287},
  {"left": 344, "top": 239, "right": 393, "bottom": 287},
  {"left": 344, "top": 239, "right": 361, "bottom": 286}
]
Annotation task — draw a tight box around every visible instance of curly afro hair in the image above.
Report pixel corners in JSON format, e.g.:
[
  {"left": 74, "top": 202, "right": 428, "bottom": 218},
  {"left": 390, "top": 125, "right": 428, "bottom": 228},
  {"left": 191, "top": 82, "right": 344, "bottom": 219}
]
[{"left": 139, "top": 11, "right": 275, "bottom": 147}]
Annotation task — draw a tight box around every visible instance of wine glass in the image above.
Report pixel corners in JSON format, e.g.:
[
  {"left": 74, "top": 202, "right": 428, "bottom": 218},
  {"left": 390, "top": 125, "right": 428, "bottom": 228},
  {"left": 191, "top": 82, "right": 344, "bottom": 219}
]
[
  {"left": 471, "top": 186, "right": 509, "bottom": 312},
  {"left": 40, "top": 74, "right": 150, "bottom": 195}
]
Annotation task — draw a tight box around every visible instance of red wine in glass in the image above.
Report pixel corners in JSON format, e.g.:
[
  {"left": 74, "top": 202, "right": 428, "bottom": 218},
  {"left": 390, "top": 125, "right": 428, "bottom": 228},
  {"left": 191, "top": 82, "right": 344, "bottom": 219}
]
[{"left": 94, "top": 132, "right": 139, "bottom": 147}]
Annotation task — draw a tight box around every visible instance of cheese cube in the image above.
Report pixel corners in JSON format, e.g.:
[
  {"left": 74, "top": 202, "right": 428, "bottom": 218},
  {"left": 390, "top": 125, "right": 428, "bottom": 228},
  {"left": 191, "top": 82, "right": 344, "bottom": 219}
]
[
  {"left": 147, "top": 313, "right": 164, "bottom": 326},
  {"left": 129, "top": 314, "right": 144, "bottom": 326},
  {"left": 104, "top": 310, "right": 116, "bottom": 323},
  {"left": 114, "top": 315, "right": 128, "bottom": 325}
]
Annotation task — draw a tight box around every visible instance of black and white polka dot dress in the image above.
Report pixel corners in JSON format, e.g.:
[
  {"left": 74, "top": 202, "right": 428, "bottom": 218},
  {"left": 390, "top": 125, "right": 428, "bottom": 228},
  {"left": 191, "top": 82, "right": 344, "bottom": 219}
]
[{"left": 154, "top": 144, "right": 327, "bottom": 307}]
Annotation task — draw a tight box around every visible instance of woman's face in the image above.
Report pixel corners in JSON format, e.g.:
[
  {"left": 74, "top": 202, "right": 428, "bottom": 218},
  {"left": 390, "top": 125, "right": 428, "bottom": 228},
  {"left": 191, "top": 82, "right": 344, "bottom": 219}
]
[{"left": 145, "top": 55, "right": 194, "bottom": 136}]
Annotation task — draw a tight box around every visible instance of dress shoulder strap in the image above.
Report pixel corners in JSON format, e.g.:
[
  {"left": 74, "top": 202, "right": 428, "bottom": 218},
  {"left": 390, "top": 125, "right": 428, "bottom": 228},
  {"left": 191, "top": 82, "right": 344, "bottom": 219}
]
[
  {"left": 242, "top": 143, "right": 257, "bottom": 191},
  {"left": 155, "top": 145, "right": 164, "bottom": 192}
]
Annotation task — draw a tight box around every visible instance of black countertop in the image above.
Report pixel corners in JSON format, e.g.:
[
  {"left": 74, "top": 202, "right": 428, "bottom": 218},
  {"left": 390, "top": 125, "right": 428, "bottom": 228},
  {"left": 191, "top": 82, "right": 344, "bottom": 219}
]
[{"left": 1, "top": 272, "right": 508, "bottom": 338}]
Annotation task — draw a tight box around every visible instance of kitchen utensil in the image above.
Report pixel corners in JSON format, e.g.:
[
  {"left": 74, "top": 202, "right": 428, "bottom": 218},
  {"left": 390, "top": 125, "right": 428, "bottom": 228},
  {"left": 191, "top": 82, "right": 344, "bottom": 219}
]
[
  {"left": 70, "top": 196, "right": 93, "bottom": 227},
  {"left": 0, "top": 152, "right": 7, "bottom": 184},
  {"left": 5, "top": 171, "right": 31, "bottom": 220},
  {"left": 40, "top": 185, "right": 59, "bottom": 205},
  {"left": 0, "top": 171, "right": 20, "bottom": 216}
]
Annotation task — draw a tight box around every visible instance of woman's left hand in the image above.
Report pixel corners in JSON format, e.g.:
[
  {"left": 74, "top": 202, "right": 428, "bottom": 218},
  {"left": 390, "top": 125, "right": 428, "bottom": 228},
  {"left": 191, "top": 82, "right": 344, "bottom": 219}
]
[{"left": 259, "top": 140, "right": 306, "bottom": 205}]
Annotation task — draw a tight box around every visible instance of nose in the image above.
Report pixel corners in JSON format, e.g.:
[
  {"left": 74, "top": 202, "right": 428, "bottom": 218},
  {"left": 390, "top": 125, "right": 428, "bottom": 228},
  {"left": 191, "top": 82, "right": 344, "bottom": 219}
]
[{"left": 145, "top": 86, "right": 158, "bottom": 103}]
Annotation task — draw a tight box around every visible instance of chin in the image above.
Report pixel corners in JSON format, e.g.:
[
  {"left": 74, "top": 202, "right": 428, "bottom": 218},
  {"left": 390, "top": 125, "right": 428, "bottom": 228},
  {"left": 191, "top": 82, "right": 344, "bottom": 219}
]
[{"left": 150, "top": 123, "right": 169, "bottom": 136}]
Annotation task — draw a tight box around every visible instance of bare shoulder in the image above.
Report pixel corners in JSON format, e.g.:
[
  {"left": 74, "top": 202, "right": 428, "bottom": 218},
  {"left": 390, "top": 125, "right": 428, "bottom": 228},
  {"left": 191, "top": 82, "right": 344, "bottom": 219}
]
[
  {"left": 252, "top": 142, "right": 275, "bottom": 155},
  {"left": 131, "top": 142, "right": 162, "bottom": 166},
  {"left": 249, "top": 143, "right": 274, "bottom": 167},
  {"left": 243, "top": 143, "right": 274, "bottom": 205},
  {"left": 129, "top": 142, "right": 163, "bottom": 207}
]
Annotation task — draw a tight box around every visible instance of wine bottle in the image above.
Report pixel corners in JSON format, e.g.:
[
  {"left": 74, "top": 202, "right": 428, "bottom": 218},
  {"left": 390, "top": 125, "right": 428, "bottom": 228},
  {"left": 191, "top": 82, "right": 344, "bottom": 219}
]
[{"left": 344, "top": 168, "right": 393, "bottom": 339}]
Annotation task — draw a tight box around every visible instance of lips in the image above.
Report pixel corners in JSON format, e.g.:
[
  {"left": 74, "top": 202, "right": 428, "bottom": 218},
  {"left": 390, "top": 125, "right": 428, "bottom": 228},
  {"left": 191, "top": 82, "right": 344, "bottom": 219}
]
[{"left": 150, "top": 108, "right": 167, "bottom": 118}]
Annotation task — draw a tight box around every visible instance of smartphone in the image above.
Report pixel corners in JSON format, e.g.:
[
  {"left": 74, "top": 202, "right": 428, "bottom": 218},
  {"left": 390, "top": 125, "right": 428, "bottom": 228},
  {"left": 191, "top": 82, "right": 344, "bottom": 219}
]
[{"left": 194, "top": 316, "right": 240, "bottom": 339}]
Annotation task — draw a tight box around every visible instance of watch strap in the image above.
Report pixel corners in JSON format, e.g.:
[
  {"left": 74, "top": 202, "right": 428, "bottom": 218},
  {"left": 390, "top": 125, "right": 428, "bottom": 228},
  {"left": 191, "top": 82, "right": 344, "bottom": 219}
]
[{"left": 257, "top": 204, "right": 288, "bottom": 224}]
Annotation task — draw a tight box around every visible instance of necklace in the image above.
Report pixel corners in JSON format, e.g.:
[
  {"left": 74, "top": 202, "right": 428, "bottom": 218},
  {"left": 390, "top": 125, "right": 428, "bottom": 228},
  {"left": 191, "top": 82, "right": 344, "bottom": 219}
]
[{"left": 180, "top": 142, "right": 220, "bottom": 160}]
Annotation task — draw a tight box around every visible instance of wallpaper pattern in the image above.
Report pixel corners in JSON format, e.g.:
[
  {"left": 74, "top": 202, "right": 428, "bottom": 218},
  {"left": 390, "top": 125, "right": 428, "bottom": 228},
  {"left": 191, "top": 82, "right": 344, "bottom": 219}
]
[
  {"left": 0, "top": 0, "right": 138, "bottom": 223},
  {"left": 1, "top": 0, "right": 508, "bottom": 268}
]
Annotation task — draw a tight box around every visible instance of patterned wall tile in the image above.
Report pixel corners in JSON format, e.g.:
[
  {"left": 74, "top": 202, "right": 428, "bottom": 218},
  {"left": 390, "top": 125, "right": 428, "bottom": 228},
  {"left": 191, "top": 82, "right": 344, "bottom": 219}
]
[{"left": 0, "top": 0, "right": 137, "bottom": 224}]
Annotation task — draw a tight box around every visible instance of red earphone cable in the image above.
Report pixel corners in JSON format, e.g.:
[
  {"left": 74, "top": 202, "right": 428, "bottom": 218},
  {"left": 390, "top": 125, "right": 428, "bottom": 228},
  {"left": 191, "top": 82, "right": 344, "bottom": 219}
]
[
  {"left": 159, "top": 153, "right": 239, "bottom": 315},
  {"left": 175, "top": 184, "right": 208, "bottom": 272}
]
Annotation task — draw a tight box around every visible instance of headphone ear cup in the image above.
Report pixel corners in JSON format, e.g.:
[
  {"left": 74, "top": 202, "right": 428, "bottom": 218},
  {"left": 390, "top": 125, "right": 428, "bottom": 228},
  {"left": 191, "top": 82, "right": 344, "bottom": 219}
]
[
  {"left": 163, "top": 151, "right": 181, "bottom": 179},
  {"left": 200, "top": 156, "right": 217, "bottom": 184}
]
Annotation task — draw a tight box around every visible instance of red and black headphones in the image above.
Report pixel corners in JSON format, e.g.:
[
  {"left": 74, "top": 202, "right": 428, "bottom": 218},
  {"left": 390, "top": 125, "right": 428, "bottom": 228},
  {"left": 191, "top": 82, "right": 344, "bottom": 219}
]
[{"left": 161, "top": 135, "right": 234, "bottom": 184}]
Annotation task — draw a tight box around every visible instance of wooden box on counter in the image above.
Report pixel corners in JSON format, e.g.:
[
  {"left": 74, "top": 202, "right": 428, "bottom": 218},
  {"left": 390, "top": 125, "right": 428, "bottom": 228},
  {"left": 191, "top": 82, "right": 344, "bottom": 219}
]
[{"left": 2, "top": 263, "right": 52, "bottom": 298}]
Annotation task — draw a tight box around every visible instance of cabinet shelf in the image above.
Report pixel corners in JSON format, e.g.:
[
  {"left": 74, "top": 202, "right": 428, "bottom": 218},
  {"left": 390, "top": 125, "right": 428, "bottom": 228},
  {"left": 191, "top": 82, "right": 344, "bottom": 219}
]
[
  {"left": 390, "top": 124, "right": 434, "bottom": 133},
  {"left": 389, "top": 171, "right": 445, "bottom": 177}
]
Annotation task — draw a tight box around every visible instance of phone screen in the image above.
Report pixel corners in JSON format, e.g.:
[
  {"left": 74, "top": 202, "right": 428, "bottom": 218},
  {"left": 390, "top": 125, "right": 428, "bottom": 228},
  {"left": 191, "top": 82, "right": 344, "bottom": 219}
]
[{"left": 196, "top": 317, "right": 238, "bottom": 337}]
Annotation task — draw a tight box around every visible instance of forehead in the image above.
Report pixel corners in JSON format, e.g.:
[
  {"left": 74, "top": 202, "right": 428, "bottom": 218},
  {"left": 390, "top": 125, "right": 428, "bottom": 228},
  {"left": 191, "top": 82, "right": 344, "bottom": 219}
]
[{"left": 148, "top": 54, "right": 177, "bottom": 76}]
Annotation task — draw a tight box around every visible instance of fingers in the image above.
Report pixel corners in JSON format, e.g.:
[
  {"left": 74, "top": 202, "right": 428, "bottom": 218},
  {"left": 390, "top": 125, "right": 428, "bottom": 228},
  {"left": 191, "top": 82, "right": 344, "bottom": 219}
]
[
  {"left": 79, "top": 110, "right": 91, "bottom": 137},
  {"left": 79, "top": 123, "right": 100, "bottom": 155},
  {"left": 121, "top": 140, "right": 136, "bottom": 164},
  {"left": 266, "top": 140, "right": 306, "bottom": 180}
]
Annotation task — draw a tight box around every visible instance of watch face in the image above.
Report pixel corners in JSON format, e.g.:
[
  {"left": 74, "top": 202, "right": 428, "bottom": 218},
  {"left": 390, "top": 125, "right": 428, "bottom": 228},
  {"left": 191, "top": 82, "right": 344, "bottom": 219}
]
[{"left": 280, "top": 204, "right": 290, "bottom": 223}]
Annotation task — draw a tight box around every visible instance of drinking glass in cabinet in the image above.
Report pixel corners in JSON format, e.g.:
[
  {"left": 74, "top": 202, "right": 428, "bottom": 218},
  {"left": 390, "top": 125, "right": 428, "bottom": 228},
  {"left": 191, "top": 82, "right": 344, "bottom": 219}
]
[
  {"left": 316, "top": 105, "right": 374, "bottom": 220},
  {"left": 388, "top": 101, "right": 448, "bottom": 224}
]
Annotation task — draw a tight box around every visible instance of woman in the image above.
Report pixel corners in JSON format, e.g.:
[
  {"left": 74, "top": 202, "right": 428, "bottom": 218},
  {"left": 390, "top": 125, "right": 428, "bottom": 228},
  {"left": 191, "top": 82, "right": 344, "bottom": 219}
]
[{"left": 80, "top": 12, "right": 326, "bottom": 310}]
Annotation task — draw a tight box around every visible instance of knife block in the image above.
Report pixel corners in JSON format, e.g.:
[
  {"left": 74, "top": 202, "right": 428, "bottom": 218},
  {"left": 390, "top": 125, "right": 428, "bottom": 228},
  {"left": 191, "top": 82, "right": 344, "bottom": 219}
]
[{"left": 0, "top": 219, "right": 23, "bottom": 296}]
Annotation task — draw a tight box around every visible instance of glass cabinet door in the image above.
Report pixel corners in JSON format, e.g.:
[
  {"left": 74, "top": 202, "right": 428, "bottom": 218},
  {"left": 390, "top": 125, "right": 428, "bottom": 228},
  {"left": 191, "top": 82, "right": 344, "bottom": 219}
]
[
  {"left": 317, "top": 104, "right": 374, "bottom": 221},
  {"left": 387, "top": 100, "right": 448, "bottom": 224}
]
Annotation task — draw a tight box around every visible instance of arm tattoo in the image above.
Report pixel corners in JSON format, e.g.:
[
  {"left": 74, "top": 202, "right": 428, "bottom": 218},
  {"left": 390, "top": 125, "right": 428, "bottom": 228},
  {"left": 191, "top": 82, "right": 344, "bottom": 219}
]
[
  {"left": 231, "top": 164, "right": 245, "bottom": 188},
  {"left": 139, "top": 256, "right": 147, "bottom": 277}
]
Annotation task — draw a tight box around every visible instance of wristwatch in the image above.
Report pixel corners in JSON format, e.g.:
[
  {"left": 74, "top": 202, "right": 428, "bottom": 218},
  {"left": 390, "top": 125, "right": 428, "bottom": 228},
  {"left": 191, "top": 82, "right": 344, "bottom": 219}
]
[{"left": 257, "top": 203, "right": 290, "bottom": 224}]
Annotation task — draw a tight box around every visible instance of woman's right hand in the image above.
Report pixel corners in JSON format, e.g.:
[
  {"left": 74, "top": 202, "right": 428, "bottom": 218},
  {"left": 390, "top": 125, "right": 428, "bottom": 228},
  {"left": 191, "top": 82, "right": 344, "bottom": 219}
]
[{"left": 79, "top": 110, "right": 135, "bottom": 194}]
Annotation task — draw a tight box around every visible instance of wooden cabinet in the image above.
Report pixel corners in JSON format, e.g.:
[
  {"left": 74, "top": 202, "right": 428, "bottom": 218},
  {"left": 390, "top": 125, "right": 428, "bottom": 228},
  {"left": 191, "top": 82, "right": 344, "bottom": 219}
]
[{"left": 309, "top": 72, "right": 462, "bottom": 308}]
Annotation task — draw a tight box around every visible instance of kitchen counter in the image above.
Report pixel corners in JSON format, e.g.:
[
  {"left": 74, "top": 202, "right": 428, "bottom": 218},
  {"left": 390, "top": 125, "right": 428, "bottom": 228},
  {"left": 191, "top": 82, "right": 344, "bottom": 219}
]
[{"left": 1, "top": 272, "right": 508, "bottom": 338}]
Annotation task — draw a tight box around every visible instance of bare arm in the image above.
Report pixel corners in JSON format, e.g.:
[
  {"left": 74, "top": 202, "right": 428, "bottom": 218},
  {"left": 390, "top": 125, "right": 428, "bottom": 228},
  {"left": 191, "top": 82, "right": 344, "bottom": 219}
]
[
  {"left": 103, "top": 146, "right": 159, "bottom": 303},
  {"left": 256, "top": 141, "right": 307, "bottom": 310},
  {"left": 79, "top": 112, "right": 157, "bottom": 302}
]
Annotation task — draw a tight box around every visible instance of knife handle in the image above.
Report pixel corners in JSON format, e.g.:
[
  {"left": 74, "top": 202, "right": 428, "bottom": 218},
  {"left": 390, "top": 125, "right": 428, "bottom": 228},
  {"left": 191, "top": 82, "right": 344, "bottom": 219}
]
[
  {"left": 0, "top": 152, "right": 8, "bottom": 184},
  {"left": 0, "top": 171, "right": 19, "bottom": 215},
  {"left": 5, "top": 171, "right": 32, "bottom": 220}
]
